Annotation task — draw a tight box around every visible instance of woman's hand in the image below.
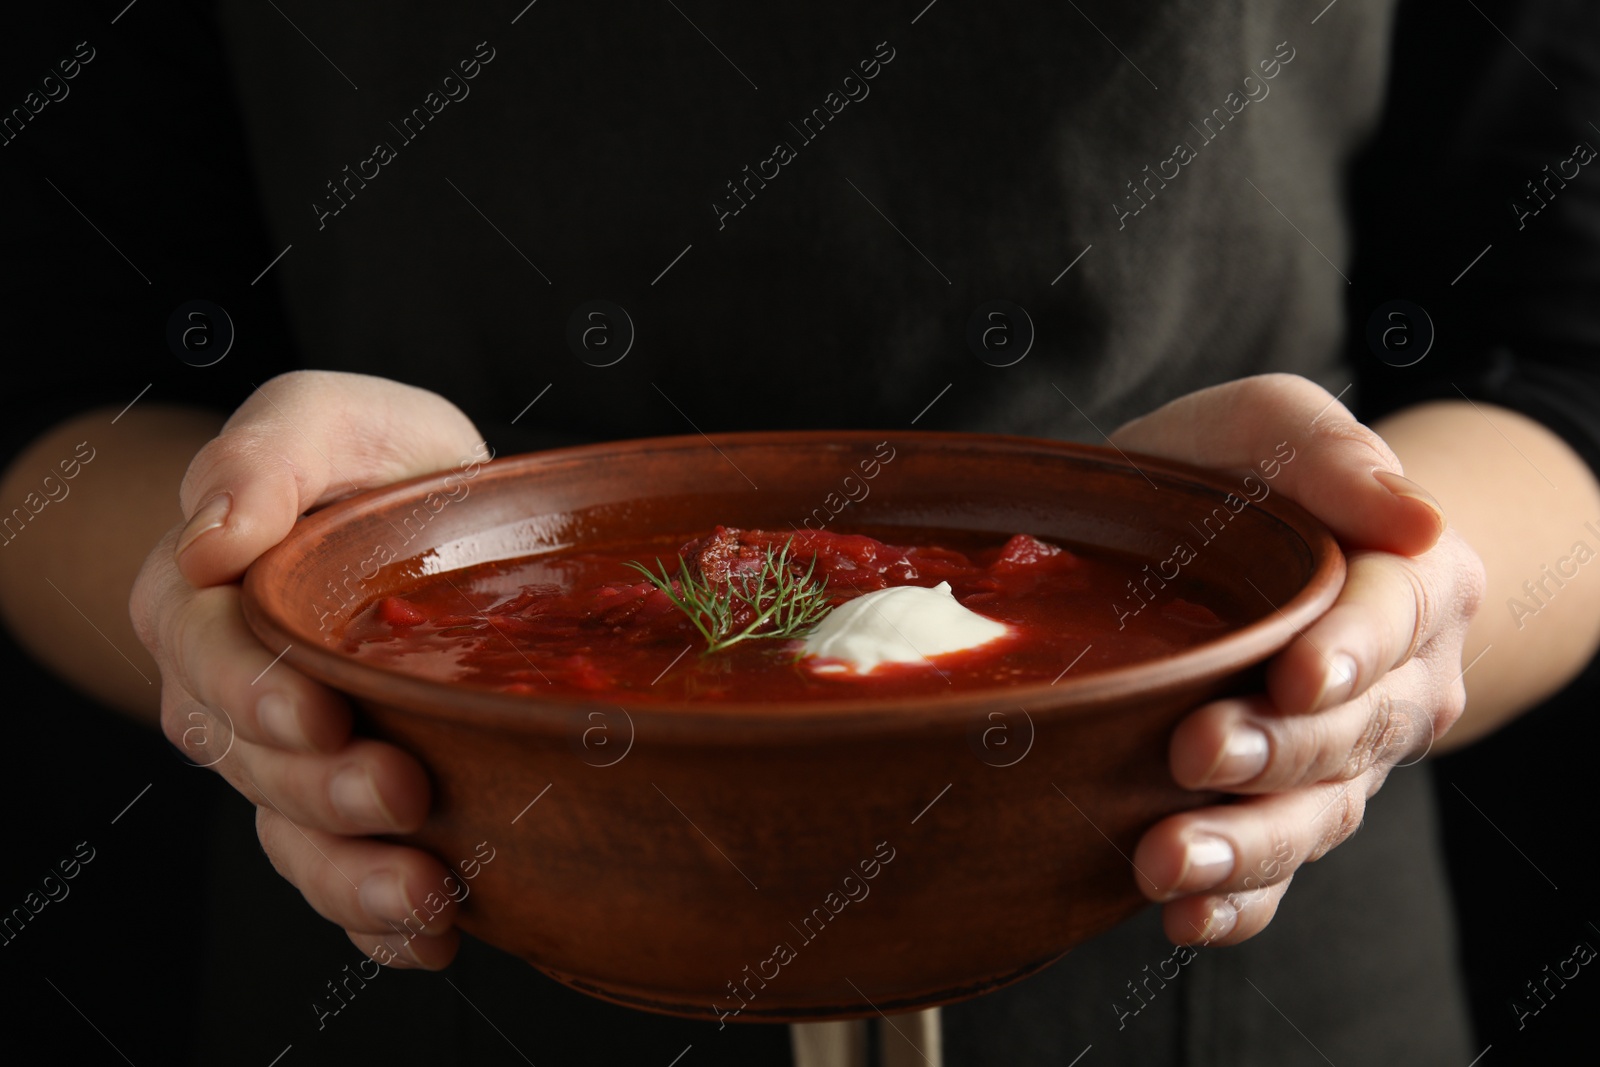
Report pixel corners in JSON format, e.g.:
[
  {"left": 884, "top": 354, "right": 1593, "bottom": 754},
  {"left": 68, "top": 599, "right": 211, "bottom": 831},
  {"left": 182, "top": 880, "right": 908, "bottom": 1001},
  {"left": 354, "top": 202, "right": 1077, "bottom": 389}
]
[
  {"left": 130, "top": 371, "right": 489, "bottom": 968},
  {"left": 1110, "top": 374, "right": 1486, "bottom": 946}
]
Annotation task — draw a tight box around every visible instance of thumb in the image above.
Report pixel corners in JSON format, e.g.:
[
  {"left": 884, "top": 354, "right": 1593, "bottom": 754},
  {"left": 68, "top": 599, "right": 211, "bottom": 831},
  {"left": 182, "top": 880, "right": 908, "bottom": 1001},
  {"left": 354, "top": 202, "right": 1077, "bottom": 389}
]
[
  {"left": 175, "top": 371, "right": 489, "bottom": 588},
  {"left": 1109, "top": 374, "right": 1446, "bottom": 557}
]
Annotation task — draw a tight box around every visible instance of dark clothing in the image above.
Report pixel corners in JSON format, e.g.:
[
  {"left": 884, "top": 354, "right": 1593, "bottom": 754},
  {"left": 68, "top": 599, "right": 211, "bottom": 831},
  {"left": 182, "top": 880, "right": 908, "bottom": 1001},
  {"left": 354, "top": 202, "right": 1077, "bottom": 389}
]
[{"left": 4, "top": 0, "right": 1600, "bottom": 1062}]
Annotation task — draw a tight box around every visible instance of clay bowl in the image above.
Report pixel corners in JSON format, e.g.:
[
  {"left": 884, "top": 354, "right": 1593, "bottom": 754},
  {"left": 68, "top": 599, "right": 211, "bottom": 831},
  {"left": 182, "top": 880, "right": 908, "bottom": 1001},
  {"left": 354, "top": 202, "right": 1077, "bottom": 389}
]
[{"left": 240, "top": 431, "right": 1342, "bottom": 1022}]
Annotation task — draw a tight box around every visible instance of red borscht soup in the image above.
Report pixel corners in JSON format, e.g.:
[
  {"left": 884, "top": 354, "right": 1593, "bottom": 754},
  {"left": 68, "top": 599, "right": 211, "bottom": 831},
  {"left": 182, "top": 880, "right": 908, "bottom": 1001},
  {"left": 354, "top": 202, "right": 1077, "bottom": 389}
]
[{"left": 340, "top": 526, "right": 1235, "bottom": 701}]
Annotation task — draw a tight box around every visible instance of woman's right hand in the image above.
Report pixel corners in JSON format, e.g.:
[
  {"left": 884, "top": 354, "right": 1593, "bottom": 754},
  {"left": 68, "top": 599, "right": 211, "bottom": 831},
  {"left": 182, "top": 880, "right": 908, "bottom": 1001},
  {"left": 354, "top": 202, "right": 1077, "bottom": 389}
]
[{"left": 130, "top": 371, "right": 490, "bottom": 968}]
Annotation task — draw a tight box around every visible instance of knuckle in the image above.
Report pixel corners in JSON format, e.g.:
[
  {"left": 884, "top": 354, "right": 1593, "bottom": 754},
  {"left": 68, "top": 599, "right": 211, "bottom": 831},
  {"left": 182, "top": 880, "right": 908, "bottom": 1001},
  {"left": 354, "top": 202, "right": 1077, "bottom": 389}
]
[
  {"left": 1343, "top": 699, "right": 1401, "bottom": 779},
  {"left": 1240, "top": 372, "right": 1321, "bottom": 406},
  {"left": 1395, "top": 559, "right": 1437, "bottom": 665},
  {"left": 1298, "top": 714, "right": 1351, "bottom": 782},
  {"left": 198, "top": 426, "right": 282, "bottom": 478},
  {"left": 129, "top": 532, "right": 185, "bottom": 656},
  {"left": 159, "top": 591, "right": 207, "bottom": 689},
  {"left": 128, "top": 559, "right": 165, "bottom": 654},
  {"left": 179, "top": 424, "right": 296, "bottom": 512},
  {"left": 158, "top": 691, "right": 194, "bottom": 750},
  {"left": 178, "top": 434, "right": 239, "bottom": 502},
  {"left": 1313, "top": 414, "right": 1402, "bottom": 471},
  {"left": 255, "top": 806, "right": 294, "bottom": 880},
  {"left": 1276, "top": 732, "right": 1323, "bottom": 787},
  {"left": 1345, "top": 689, "right": 1430, "bottom": 776},
  {"left": 261, "top": 369, "right": 318, "bottom": 392},
  {"left": 229, "top": 372, "right": 318, "bottom": 429},
  {"left": 1456, "top": 538, "right": 1488, "bottom": 622},
  {"left": 162, "top": 693, "right": 243, "bottom": 777},
  {"left": 160, "top": 587, "right": 247, "bottom": 706},
  {"left": 1312, "top": 787, "right": 1365, "bottom": 860},
  {"left": 1224, "top": 870, "right": 1292, "bottom": 919},
  {"left": 1439, "top": 677, "right": 1469, "bottom": 730}
]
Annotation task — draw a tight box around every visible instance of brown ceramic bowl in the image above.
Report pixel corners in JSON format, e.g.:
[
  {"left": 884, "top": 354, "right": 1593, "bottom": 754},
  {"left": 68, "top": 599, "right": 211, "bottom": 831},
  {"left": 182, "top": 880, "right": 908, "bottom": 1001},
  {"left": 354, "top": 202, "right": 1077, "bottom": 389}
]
[{"left": 240, "top": 431, "right": 1342, "bottom": 1022}]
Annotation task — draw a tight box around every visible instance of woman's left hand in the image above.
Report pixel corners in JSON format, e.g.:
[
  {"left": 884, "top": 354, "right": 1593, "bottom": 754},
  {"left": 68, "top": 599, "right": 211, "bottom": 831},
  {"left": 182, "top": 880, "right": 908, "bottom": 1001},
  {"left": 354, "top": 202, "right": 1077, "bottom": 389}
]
[{"left": 1110, "top": 373, "right": 1486, "bottom": 945}]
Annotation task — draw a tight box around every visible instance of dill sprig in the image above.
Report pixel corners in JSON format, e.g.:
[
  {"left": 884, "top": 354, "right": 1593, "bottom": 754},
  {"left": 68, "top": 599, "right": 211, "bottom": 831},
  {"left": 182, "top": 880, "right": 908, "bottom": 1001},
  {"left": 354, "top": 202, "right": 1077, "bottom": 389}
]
[{"left": 625, "top": 538, "right": 833, "bottom": 653}]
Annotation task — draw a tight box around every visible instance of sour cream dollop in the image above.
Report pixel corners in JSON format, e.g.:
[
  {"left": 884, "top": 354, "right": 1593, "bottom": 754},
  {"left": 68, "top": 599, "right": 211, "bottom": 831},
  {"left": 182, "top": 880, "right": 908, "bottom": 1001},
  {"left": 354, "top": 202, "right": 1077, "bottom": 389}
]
[{"left": 801, "top": 581, "right": 1010, "bottom": 674}]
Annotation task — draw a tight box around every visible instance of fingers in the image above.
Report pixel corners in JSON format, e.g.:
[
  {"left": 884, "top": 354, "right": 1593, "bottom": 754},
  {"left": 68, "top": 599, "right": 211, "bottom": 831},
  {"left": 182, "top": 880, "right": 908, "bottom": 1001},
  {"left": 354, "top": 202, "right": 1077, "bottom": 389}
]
[
  {"left": 126, "top": 372, "right": 484, "bottom": 969},
  {"left": 1134, "top": 777, "right": 1374, "bottom": 944},
  {"left": 220, "top": 734, "right": 432, "bottom": 837},
  {"left": 1171, "top": 545, "right": 1460, "bottom": 791},
  {"left": 175, "top": 371, "right": 488, "bottom": 587},
  {"left": 1170, "top": 673, "right": 1436, "bottom": 795},
  {"left": 139, "top": 538, "right": 351, "bottom": 753},
  {"left": 256, "top": 807, "right": 463, "bottom": 970},
  {"left": 1161, "top": 877, "right": 1292, "bottom": 947},
  {"left": 1109, "top": 373, "right": 1446, "bottom": 557},
  {"left": 1116, "top": 381, "right": 1488, "bottom": 948},
  {"left": 348, "top": 928, "right": 462, "bottom": 971},
  {"left": 1268, "top": 533, "right": 1483, "bottom": 716},
  {"left": 1169, "top": 533, "right": 1483, "bottom": 795}
]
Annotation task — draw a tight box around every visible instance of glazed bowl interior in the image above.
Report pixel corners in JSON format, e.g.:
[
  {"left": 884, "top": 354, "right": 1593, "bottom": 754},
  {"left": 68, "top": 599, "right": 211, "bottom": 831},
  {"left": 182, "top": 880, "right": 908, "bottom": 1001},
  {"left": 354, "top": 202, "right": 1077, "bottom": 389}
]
[{"left": 241, "top": 431, "right": 1343, "bottom": 1020}]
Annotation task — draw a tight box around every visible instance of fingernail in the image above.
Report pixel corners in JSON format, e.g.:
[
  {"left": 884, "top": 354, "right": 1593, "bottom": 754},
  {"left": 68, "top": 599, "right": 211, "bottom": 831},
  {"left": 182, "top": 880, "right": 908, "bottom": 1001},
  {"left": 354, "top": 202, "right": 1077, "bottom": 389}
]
[
  {"left": 1206, "top": 724, "right": 1270, "bottom": 787},
  {"left": 359, "top": 872, "right": 419, "bottom": 926},
  {"left": 1199, "top": 899, "right": 1238, "bottom": 943},
  {"left": 1372, "top": 470, "right": 1446, "bottom": 535},
  {"left": 1179, "top": 833, "right": 1235, "bottom": 892},
  {"left": 176, "top": 493, "right": 232, "bottom": 558},
  {"left": 1315, "top": 653, "right": 1359, "bottom": 709},
  {"left": 256, "top": 693, "right": 306, "bottom": 749},
  {"left": 331, "top": 766, "right": 398, "bottom": 829}
]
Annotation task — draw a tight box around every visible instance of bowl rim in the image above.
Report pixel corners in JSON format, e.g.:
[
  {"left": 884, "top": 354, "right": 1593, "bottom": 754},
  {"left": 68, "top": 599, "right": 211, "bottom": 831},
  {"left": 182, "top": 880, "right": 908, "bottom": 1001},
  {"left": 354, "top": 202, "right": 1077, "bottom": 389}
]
[{"left": 240, "top": 429, "right": 1345, "bottom": 737}]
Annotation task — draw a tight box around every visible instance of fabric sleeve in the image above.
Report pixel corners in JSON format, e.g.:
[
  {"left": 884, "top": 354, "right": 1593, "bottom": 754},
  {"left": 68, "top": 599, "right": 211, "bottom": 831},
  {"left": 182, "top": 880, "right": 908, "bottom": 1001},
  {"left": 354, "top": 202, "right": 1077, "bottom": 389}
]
[
  {"left": 1348, "top": 0, "right": 1600, "bottom": 682},
  {"left": 1350, "top": 0, "right": 1600, "bottom": 476}
]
